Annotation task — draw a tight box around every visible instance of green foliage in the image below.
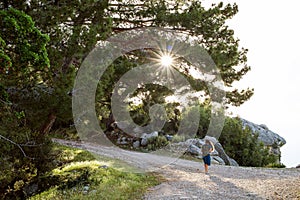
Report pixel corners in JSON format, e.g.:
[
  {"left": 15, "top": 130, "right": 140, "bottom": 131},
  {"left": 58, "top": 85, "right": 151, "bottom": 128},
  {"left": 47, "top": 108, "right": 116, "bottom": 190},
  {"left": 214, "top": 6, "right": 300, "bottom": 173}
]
[
  {"left": 29, "top": 144, "right": 160, "bottom": 200},
  {"left": 197, "top": 105, "right": 212, "bottom": 138},
  {"left": 1, "top": 1, "right": 112, "bottom": 128},
  {"left": 0, "top": 123, "right": 54, "bottom": 199},
  {"left": 219, "top": 117, "right": 277, "bottom": 167},
  {"left": 171, "top": 134, "right": 186, "bottom": 143},
  {"left": 266, "top": 163, "right": 286, "bottom": 168},
  {"left": 0, "top": 8, "right": 50, "bottom": 87},
  {"left": 1, "top": 0, "right": 254, "bottom": 127},
  {"left": 146, "top": 135, "right": 169, "bottom": 151},
  {"left": 96, "top": 56, "right": 138, "bottom": 123},
  {"left": 0, "top": 1, "right": 255, "bottom": 137},
  {"left": 0, "top": 8, "right": 55, "bottom": 199}
]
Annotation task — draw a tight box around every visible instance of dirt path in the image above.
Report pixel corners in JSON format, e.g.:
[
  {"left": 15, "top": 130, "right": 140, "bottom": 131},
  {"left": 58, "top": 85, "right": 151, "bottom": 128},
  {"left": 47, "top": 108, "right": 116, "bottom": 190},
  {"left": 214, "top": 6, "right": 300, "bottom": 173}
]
[{"left": 53, "top": 139, "right": 300, "bottom": 200}]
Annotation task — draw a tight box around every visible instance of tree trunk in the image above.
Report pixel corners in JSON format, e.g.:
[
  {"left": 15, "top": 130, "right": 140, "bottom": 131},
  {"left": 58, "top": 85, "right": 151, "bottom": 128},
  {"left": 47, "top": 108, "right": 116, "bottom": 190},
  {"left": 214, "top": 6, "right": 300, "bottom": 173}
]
[{"left": 39, "top": 113, "right": 56, "bottom": 135}]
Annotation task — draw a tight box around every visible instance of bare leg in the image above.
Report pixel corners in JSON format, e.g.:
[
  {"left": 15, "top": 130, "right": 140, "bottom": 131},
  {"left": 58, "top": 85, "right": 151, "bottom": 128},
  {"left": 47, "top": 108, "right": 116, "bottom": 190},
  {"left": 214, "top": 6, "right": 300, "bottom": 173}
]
[{"left": 204, "top": 164, "right": 208, "bottom": 173}]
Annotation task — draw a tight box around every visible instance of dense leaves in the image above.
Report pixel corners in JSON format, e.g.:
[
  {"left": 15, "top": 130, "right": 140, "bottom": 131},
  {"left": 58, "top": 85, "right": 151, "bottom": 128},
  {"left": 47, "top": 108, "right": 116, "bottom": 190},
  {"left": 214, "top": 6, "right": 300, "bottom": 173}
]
[
  {"left": 0, "top": 8, "right": 49, "bottom": 86},
  {"left": 0, "top": 8, "right": 54, "bottom": 199}
]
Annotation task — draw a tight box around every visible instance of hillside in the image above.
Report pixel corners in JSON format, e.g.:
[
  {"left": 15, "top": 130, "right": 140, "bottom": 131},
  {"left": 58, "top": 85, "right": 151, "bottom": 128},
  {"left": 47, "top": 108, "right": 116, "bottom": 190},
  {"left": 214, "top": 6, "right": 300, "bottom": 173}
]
[{"left": 54, "top": 139, "right": 300, "bottom": 200}]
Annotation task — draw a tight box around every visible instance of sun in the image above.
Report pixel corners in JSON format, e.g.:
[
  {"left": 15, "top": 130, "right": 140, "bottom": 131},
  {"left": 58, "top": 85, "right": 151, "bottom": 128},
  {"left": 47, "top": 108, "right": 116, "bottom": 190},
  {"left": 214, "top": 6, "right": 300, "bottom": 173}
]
[{"left": 160, "top": 54, "right": 174, "bottom": 67}]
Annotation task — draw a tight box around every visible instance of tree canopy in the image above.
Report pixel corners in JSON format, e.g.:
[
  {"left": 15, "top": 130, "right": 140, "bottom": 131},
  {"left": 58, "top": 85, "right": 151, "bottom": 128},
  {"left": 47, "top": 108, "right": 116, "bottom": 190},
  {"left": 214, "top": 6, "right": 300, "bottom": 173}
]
[{"left": 1, "top": 0, "right": 253, "bottom": 110}]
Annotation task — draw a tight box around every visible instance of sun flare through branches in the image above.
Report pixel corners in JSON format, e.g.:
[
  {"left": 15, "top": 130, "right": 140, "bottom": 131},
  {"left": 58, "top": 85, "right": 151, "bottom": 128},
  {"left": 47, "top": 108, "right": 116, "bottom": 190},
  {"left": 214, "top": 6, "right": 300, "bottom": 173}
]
[{"left": 160, "top": 54, "right": 174, "bottom": 67}]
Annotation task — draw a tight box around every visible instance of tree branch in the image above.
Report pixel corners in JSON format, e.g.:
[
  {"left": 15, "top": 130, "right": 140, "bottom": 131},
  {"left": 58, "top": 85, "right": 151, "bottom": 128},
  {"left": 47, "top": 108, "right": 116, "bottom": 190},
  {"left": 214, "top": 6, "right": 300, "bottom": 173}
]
[
  {"left": 0, "top": 134, "right": 34, "bottom": 159},
  {"left": 108, "top": 3, "right": 148, "bottom": 7}
]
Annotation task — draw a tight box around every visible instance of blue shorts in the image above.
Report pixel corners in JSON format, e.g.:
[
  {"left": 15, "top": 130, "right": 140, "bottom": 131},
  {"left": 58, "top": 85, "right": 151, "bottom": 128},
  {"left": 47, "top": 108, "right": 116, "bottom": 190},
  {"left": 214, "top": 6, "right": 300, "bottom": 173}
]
[{"left": 202, "top": 154, "right": 211, "bottom": 166}]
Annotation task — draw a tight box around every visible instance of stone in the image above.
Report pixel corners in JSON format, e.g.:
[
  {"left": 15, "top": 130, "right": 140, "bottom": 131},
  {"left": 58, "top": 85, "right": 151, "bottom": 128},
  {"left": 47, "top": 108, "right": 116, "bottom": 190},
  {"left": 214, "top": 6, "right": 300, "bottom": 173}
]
[
  {"left": 83, "top": 185, "right": 89, "bottom": 191},
  {"left": 165, "top": 134, "right": 173, "bottom": 141},
  {"left": 259, "top": 124, "right": 269, "bottom": 130},
  {"left": 184, "top": 138, "right": 198, "bottom": 145},
  {"left": 240, "top": 118, "right": 286, "bottom": 163},
  {"left": 203, "top": 136, "right": 219, "bottom": 144},
  {"left": 228, "top": 158, "right": 239, "bottom": 166},
  {"left": 83, "top": 185, "right": 90, "bottom": 194},
  {"left": 24, "top": 183, "right": 38, "bottom": 196},
  {"left": 116, "top": 136, "right": 130, "bottom": 145},
  {"left": 99, "top": 165, "right": 109, "bottom": 169},
  {"left": 240, "top": 118, "right": 286, "bottom": 147},
  {"left": 120, "top": 137, "right": 128, "bottom": 145},
  {"left": 212, "top": 156, "right": 226, "bottom": 165},
  {"left": 133, "top": 140, "right": 140, "bottom": 149},
  {"left": 188, "top": 144, "right": 201, "bottom": 155},
  {"left": 214, "top": 142, "right": 231, "bottom": 165},
  {"left": 171, "top": 136, "right": 238, "bottom": 166},
  {"left": 195, "top": 139, "right": 205, "bottom": 147},
  {"left": 296, "top": 164, "right": 300, "bottom": 169},
  {"left": 140, "top": 131, "right": 159, "bottom": 146}
]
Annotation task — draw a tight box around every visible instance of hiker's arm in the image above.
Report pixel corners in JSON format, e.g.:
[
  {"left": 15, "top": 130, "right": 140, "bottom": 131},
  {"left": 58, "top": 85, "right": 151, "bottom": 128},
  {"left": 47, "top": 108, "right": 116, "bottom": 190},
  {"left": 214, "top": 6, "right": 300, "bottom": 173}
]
[{"left": 210, "top": 141, "right": 215, "bottom": 152}]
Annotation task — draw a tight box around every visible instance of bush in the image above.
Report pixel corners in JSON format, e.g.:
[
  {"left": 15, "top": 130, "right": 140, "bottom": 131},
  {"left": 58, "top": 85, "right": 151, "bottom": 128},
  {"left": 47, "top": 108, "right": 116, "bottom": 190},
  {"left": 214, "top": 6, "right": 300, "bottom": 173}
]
[
  {"left": 266, "top": 163, "right": 286, "bottom": 168},
  {"left": 219, "top": 117, "right": 277, "bottom": 167},
  {"left": 171, "top": 134, "right": 186, "bottom": 143},
  {"left": 146, "top": 136, "right": 169, "bottom": 151}
]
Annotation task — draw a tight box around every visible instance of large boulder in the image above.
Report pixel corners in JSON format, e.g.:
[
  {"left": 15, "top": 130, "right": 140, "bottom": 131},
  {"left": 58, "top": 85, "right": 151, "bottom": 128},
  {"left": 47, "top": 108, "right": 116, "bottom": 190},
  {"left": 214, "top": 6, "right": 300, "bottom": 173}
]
[
  {"left": 177, "top": 137, "right": 238, "bottom": 166},
  {"left": 240, "top": 118, "right": 286, "bottom": 147},
  {"left": 204, "top": 136, "right": 239, "bottom": 166},
  {"left": 240, "top": 118, "right": 286, "bottom": 162},
  {"left": 188, "top": 144, "right": 202, "bottom": 155}
]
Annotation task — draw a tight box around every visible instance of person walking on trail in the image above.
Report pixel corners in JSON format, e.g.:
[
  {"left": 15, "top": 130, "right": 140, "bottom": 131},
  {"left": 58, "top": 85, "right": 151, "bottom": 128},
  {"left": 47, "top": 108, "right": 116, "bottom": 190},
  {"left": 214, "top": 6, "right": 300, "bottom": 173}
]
[{"left": 201, "top": 139, "right": 215, "bottom": 174}]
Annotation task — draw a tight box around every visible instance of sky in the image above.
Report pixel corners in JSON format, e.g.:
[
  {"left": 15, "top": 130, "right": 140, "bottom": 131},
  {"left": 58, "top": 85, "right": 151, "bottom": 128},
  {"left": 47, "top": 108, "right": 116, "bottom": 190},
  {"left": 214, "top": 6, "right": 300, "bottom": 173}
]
[{"left": 202, "top": 0, "right": 300, "bottom": 167}]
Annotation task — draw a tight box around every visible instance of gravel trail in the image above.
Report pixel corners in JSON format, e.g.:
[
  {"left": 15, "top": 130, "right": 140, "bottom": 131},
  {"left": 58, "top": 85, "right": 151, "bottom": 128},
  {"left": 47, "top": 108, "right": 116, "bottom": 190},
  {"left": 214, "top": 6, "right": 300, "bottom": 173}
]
[{"left": 53, "top": 139, "right": 300, "bottom": 200}]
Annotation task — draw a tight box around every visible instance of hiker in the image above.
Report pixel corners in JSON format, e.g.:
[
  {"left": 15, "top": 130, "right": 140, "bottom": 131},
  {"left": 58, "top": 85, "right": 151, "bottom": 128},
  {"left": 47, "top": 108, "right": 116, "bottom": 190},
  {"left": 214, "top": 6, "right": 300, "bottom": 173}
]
[{"left": 201, "top": 139, "right": 215, "bottom": 174}]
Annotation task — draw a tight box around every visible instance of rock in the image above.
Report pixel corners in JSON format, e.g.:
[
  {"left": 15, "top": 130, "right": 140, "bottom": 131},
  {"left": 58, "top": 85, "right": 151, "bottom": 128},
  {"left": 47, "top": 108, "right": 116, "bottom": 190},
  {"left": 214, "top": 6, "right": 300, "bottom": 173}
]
[
  {"left": 240, "top": 118, "right": 286, "bottom": 147},
  {"left": 24, "top": 183, "right": 38, "bottom": 196},
  {"left": 173, "top": 136, "right": 238, "bottom": 166},
  {"left": 210, "top": 149, "right": 219, "bottom": 156},
  {"left": 213, "top": 142, "right": 230, "bottom": 165},
  {"left": 188, "top": 144, "right": 201, "bottom": 155},
  {"left": 184, "top": 138, "right": 199, "bottom": 146},
  {"left": 141, "top": 131, "right": 158, "bottom": 146},
  {"left": 83, "top": 185, "right": 90, "bottom": 194},
  {"left": 203, "top": 136, "right": 219, "bottom": 144},
  {"left": 165, "top": 134, "right": 173, "bottom": 141},
  {"left": 259, "top": 124, "right": 269, "bottom": 131},
  {"left": 83, "top": 185, "right": 89, "bottom": 191},
  {"left": 206, "top": 137, "right": 239, "bottom": 166},
  {"left": 133, "top": 140, "right": 140, "bottom": 149},
  {"left": 240, "top": 118, "right": 286, "bottom": 163},
  {"left": 195, "top": 139, "right": 205, "bottom": 147},
  {"left": 140, "top": 138, "right": 147, "bottom": 146},
  {"left": 296, "top": 164, "right": 300, "bottom": 169},
  {"left": 212, "top": 156, "right": 226, "bottom": 165},
  {"left": 117, "top": 137, "right": 128, "bottom": 145},
  {"left": 228, "top": 158, "right": 239, "bottom": 166}
]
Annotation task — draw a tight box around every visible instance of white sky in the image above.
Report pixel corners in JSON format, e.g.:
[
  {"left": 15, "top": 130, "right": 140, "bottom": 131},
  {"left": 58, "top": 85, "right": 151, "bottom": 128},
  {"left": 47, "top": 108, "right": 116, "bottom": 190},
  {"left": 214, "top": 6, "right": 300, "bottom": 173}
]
[{"left": 202, "top": 0, "right": 300, "bottom": 167}]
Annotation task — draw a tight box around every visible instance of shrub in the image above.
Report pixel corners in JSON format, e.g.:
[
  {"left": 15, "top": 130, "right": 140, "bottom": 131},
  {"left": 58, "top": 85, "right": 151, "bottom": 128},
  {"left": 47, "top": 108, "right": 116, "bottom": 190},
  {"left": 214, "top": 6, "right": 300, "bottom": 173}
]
[
  {"left": 266, "top": 163, "right": 286, "bottom": 168},
  {"left": 171, "top": 134, "right": 186, "bottom": 143},
  {"left": 219, "top": 117, "right": 277, "bottom": 167},
  {"left": 146, "top": 136, "right": 169, "bottom": 151}
]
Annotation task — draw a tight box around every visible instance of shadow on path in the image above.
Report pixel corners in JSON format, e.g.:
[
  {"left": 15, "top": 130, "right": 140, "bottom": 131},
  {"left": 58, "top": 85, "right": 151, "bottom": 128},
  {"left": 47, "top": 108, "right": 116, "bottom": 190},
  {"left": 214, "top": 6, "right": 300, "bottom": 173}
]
[{"left": 209, "top": 174, "right": 264, "bottom": 200}]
